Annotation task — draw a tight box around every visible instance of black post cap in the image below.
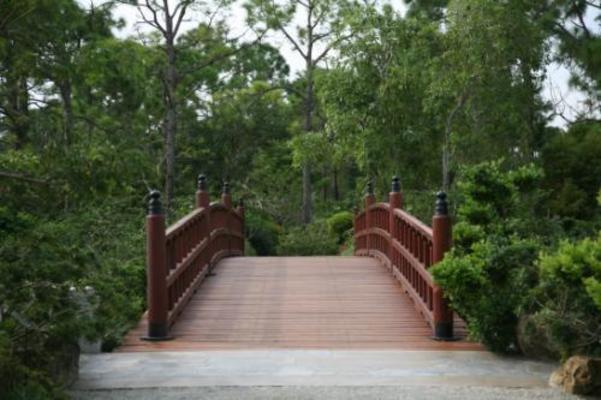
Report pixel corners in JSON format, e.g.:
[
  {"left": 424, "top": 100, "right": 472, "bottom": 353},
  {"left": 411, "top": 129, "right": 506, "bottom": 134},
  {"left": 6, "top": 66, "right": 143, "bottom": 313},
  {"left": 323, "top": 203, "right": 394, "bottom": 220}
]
[
  {"left": 148, "top": 190, "right": 162, "bottom": 215},
  {"left": 435, "top": 191, "right": 448, "bottom": 215},
  {"left": 366, "top": 178, "right": 374, "bottom": 196},
  {"left": 197, "top": 174, "right": 207, "bottom": 191},
  {"left": 391, "top": 176, "right": 400, "bottom": 192},
  {"left": 222, "top": 181, "right": 230, "bottom": 194}
]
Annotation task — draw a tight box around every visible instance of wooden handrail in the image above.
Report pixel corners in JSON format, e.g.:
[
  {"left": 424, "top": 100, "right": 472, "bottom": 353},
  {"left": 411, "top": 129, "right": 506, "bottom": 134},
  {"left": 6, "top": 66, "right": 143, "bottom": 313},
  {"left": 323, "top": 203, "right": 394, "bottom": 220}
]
[
  {"left": 143, "top": 177, "right": 244, "bottom": 341},
  {"left": 353, "top": 178, "right": 453, "bottom": 340}
]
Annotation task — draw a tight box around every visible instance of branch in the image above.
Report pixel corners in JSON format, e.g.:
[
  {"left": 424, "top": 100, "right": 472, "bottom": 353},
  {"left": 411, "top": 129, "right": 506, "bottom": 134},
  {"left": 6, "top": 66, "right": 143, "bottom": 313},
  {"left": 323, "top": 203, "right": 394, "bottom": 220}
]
[
  {"left": 173, "top": 2, "right": 189, "bottom": 37},
  {"left": 313, "top": 33, "right": 353, "bottom": 65},
  {"left": 295, "top": 0, "right": 311, "bottom": 9},
  {"left": 138, "top": 0, "right": 167, "bottom": 35},
  {"left": 0, "top": 171, "right": 49, "bottom": 185},
  {"left": 280, "top": 25, "right": 307, "bottom": 59}
]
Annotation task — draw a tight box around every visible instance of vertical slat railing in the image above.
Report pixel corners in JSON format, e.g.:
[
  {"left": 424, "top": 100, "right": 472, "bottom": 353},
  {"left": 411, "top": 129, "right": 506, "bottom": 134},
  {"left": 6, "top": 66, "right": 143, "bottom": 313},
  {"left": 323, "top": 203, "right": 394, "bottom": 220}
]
[
  {"left": 353, "top": 177, "right": 454, "bottom": 340},
  {"left": 143, "top": 176, "right": 245, "bottom": 341}
]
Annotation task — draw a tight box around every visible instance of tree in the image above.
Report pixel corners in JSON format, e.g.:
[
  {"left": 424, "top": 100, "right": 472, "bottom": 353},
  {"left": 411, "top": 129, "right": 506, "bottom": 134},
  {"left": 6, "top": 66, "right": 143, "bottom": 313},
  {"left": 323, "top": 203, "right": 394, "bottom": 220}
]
[
  {"left": 119, "top": 0, "right": 199, "bottom": 209},
  {"left": 245, "top": 0, "right": 351, "bottom": 223},
  {"left": 549, "top": 0, "right": 601, "bottom": 121}
]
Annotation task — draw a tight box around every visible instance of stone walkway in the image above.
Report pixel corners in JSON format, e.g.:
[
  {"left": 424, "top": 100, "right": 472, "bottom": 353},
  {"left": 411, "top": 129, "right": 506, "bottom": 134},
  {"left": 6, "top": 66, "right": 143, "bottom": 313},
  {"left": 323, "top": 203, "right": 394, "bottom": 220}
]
[{"left": 70, "top": 350, "right": 579, "bottom": 399}]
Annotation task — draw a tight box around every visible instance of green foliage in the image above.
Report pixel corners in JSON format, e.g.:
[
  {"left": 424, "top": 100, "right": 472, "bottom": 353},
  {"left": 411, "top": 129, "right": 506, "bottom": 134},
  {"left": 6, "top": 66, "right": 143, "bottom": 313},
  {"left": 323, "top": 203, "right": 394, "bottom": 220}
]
[
  {"left": 432, "top": 161, "right": 548, "bottom": 352},
  {"left": 531, "top": 234, "right": 601, "bottom": 357},
  {"left": 245, "top": 210, "right": 282, "bottom": 256},
  {"left": 0, "top": 198, "right": 146, "bottom": 396},
  {"left": 434, "top": 238, "right": 540, "bottom": 352},
  {"left": 326, "top": 211, "right": 353, "bottom": 244},
  {"left": 277, "top": 222, "right": 339, "bottom": 256},
  {"left": 542, "top": 122, "right": 601, "bottom": 221},
  {"left": 453, "top": 160, "right": 552, "bottom": 245}
]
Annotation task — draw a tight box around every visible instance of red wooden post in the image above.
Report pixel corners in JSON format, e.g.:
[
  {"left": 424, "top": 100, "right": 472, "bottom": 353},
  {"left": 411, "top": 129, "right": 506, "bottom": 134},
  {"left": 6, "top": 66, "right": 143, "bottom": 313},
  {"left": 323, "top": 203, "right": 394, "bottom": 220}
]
[
  {"left": 388, "top": 176, "right": 402, "bottom": 263},
  {"left": 236, "top": 198, "right": 245, "bottom": 254},
  {"left": 353, "top": 206, "right": 359, "bottom": 253},
  {"left": 364, "top": 179, "right": 376, "bottom": 253},
  {"left": 432, "top": 191, "right": 454, "bottom": 340},
  {"left": 221, "top": 181, "right": 233, "bottom": 255},
  {"left": 142, "top": 190, "right": 171, "bottom": 341},
  {"left": 196, "top": 174, "right": 210, "bottom": 208},
  {"left": 221, "top": 181, "right": 232, "bottom": 209}
]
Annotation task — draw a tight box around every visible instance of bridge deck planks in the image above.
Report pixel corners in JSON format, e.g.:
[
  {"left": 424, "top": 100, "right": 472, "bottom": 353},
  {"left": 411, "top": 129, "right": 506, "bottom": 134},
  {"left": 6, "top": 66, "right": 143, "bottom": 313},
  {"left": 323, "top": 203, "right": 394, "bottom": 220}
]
[{"left": 119, "top": 256, "right": 482, "bottom": 352}]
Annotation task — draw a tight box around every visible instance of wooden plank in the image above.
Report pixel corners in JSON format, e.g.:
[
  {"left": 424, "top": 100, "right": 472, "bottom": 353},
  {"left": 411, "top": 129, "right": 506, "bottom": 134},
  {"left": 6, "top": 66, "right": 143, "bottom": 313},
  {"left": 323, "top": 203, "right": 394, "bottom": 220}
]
[{"left": 119, "top": 256, "right": 482, "bottom": 352}]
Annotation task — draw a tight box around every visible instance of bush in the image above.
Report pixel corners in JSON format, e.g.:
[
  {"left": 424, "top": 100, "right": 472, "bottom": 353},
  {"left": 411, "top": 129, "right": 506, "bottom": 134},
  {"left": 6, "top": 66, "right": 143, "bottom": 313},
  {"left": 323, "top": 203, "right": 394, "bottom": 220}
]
[
  {"left": 0, "top": 199, "right": 146, "bottom": 397},
  {"left": 433, "top": 238, "right": 539, "bottom": 352},
  {"left": 326, "top": 211, "right": 354, "bottom": 244},
  {"left": 245, "top": 210, "right": 281, "bottom": 255},
  {"left": 277, "top": 222, "right": 339, "bottom": 256},
  {"left": 432, "top": 161, "right": 548, "bottom": 352},
  {"left": 530, "top": 234, "right": 601, "bottom": 358}
]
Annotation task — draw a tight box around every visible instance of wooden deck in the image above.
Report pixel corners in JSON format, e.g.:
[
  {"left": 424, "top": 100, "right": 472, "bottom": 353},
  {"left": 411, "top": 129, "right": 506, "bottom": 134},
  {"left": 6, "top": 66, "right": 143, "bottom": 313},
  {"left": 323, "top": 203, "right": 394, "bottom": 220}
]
[{"left": 120, "top": 256, "right": 482, "bottom": 351}]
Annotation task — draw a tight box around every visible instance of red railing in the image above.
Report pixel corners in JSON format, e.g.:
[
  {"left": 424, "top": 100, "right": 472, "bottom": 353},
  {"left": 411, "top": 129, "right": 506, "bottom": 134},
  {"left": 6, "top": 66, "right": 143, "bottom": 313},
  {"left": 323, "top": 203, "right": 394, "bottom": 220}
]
[
  {"left": 143, "top": 176, "right": 244, "bottom": 340},
  {"left": 354, "top": 177, "right": 454, "bottom": 339}
]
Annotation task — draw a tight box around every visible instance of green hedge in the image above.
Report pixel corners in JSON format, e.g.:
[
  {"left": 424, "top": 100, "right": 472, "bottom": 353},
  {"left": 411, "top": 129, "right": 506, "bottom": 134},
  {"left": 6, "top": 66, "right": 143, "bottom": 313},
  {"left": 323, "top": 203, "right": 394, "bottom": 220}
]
[
  {"left": 432, "top": 160, "right": 601, "bottom": 358},
  {"left": 326, "top": 211, "right": 354, "bottom": 244},
  {"left": 277, "top": 222, "right": 339, "bottom": 256},
  {"left": 245, "top": 210, "right": 281, "bottom": 255}
]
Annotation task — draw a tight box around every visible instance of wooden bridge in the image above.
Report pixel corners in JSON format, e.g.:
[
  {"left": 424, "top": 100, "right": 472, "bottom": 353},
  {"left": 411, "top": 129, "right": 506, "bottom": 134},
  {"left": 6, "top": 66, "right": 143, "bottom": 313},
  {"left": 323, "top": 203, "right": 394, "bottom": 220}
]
[{"left": 120, "top": 175, "right": 480, "bottom": 351}]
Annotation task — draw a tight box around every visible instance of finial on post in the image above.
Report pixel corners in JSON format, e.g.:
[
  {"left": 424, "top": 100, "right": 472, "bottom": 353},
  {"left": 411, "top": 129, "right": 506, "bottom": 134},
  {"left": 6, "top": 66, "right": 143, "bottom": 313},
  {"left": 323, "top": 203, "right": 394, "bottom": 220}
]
[
  {"left": 364, "top": 177, "right": 376, "bottom": 208},
  {"left": 197, "top": 174, "right": 207, "bottom": 191},
  {"left": 221, "top": 180, "right": 232, "bottom": 208},
  {"left": 195, "top": 175, "right": 210, "bottom": 208},
  {"left": 435, "top": 191, "right": 448, "bottom": 215},
  {"left": 391, "top": 176, "right": 400, "bottom": 193},
  {"left": 148, "top": 190, "right": 162, "bottom": 215},
  {"left": 366, "top": 178, "right": 374, "bottom": 196}
]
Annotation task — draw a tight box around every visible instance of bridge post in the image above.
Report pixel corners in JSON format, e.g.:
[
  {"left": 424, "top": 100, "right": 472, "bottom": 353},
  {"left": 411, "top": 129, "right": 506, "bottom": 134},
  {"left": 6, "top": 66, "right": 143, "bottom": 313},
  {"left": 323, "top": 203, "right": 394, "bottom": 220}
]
[
  {"left": 388, "top": 176, "right": 402, "bottom": 265},
  {"left": 236, "top": 199, "right": 245, "bottom": 254},
  {"left": 432, "top": 191, "right": 454, "bottom": 340},
  {"left": 221, "top": 181, "right": 232, "bottom": 208},
  {"left": 196, "top": 174, "right": 210, "bottom": 208},
  {"left": 364, "top": 179, "right": 376, "bottom": 254},
  {"left": 142, "top": 190, "right": 171, "bottom": 341}
]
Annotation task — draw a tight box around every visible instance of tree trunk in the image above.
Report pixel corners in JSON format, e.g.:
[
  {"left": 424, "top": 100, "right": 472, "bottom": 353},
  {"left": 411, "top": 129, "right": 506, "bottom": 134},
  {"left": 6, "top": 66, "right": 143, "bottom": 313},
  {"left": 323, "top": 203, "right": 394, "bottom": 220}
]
[
  {"left": 302, "top": 44, "right": 314, "bottom": 224},
  {"left": 59, "top": 81, "right": 73, "bottom": 145},
  {"left": 6, "top": 73, "right": 30, "bottom": 149},
  {"left": 333, "top": 167, "right": 339, "bottom": 201},
  {"left": 163, "top": 35, "right": 178, "bottom": 210}
]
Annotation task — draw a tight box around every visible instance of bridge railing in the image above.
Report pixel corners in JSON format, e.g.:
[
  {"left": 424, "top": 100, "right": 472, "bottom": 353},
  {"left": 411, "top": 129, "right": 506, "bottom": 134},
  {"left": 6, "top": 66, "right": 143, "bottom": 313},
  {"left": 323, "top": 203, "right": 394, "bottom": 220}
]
[
  {"left": 143, "top": 175, "right": 244, "bottom": 341},
  {"left": 353, "top": 177, "right": 454, "bottom": 340}
]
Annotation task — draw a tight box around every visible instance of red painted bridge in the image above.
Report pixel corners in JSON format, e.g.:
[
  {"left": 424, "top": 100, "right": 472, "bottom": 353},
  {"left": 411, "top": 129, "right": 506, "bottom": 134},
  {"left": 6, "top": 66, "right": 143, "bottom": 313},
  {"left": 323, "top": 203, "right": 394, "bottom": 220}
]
[{"left": 121, "top": 176, "right": 481, "bottom": 352}]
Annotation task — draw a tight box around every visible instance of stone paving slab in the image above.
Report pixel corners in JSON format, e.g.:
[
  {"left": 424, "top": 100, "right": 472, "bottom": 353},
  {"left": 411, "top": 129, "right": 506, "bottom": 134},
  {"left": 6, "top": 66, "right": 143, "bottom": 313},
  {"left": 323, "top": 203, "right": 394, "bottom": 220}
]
[
  {"left": 70, "top": 385, "right": 582, "bottom": 400},
  {"left": 74, "top": 350, "right": 557, "bottom": 390}
]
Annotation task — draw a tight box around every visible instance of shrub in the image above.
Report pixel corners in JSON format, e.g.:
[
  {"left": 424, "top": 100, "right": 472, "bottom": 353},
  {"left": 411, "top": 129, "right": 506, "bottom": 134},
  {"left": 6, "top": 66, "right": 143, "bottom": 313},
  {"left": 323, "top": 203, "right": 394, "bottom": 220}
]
[
  {"left": 0, "top": 199, "right": 146, "bottom": 396},
  {"left": 245, "top": 210, "right": 281, "bottom": 255},
  {"left": 433, "top": 238, "right": 539, "bottom": 352},
  {"left": 530, "top": 234, "right": 601, "bottom": 358},
  {"left": 326, "top": 211, "right": 354, "bottom": 244},
  {"left": 277, "top": 222, "right": 339, "bottom": 256},
  {"left": 432, "top": 160, "right": 549, "bottom": 352}
]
